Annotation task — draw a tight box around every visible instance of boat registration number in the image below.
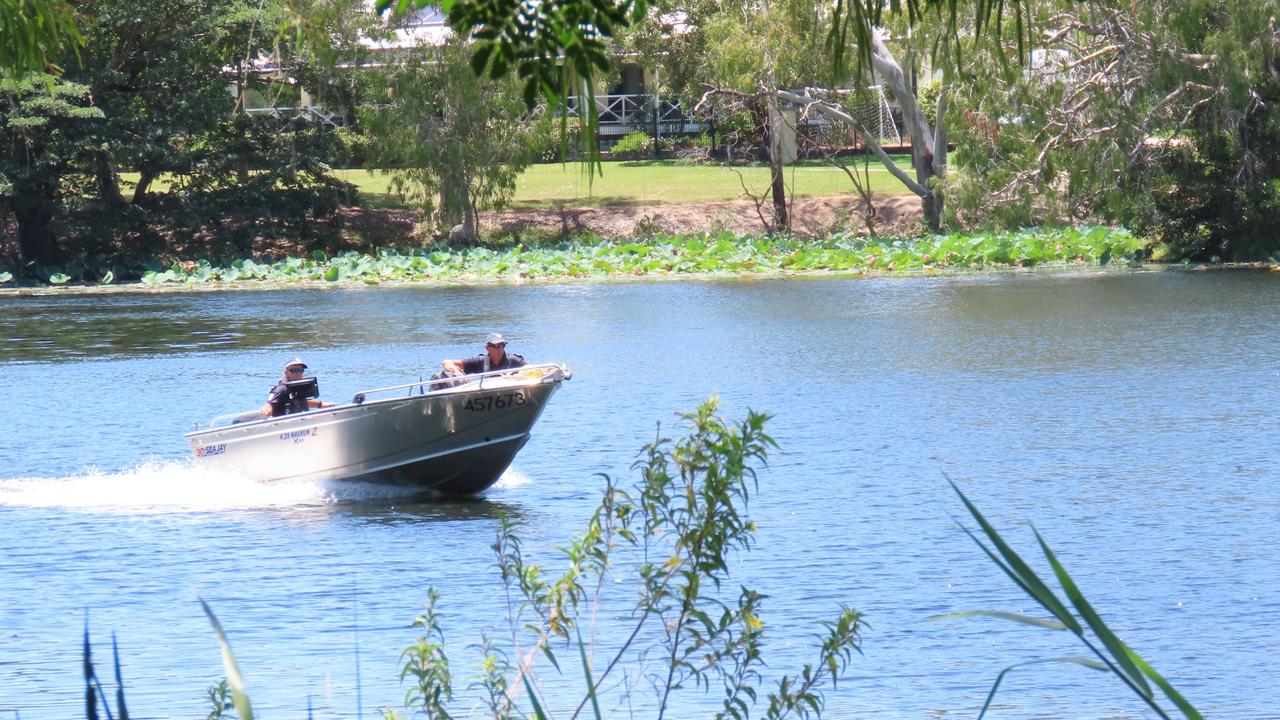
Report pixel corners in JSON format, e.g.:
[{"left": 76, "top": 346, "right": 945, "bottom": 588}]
[{"left": 464, "top": 393, "right": 527, "bottom": 412}]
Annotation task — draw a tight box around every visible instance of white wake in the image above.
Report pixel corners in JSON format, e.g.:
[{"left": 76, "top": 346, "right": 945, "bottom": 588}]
[{"left": 0, "top": 458, "right": 517, "bottom": 512}]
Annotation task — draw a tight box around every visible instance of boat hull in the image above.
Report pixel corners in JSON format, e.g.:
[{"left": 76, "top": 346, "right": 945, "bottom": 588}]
[{"left": 185, "top": 373, "right": 562, "bottom": 495}]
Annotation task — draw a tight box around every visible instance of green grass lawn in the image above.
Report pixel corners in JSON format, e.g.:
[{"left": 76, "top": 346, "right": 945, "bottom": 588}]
[{"left": 338, "top": 157, "right": 915, "bottom": 210}]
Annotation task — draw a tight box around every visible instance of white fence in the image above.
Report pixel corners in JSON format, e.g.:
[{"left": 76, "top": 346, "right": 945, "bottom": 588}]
[
  {"left": 567, "top": 88, "right": 903, "bottom": 147},
  {"left": 565, "top": 93, "right": 702, "bottom": 138}
]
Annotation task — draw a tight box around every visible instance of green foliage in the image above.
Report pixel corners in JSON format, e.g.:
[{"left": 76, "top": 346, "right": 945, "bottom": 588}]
[
  {"left": 363, "top": 36, "right": 554, "bottom": 239},
  {"left": 0, "top": 0, "right": 365, "bottom": 269},
  {"left": 943, "top": 480, "right": 1202, "bottom": 719},
  {"left": 386, "top": 399, "right": 863, "bottom": 720},
  {"left": 1138, "top": 127, "right": 1280, "bottom": 262},
  {"left": 398, "top": 588, "right": 454, "bottom": 719},
  {"left": 376, "top": 0, "right": 642, "bottom": 112},
  {"left": 0, "top": 0, "right": 82, "bottom": 76},
  {"left": 945, "top": 0, "right": 1280, "bottom": 257},
  {"left": 106, "top": 226, "right": 1140, "bottom": 288},
  {"left": 68, "top": 0, "right": 246, "bottom": 200},
  {"left": 0, "top": 72, "right": 104, "bottom": 264},
  {"left": 610, "top": 131, "right": 653, "bottom": 155},
  {"left": 206, "top": 679, "right": 236, "bottom": 720}
]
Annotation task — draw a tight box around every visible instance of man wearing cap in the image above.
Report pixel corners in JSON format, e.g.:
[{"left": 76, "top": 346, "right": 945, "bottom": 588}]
[
  {"left": 260, "top": 358, "right": 334, "bottom": 417},
  {"left": 440, "top": 333, "right": 527, "bottom": 377}
]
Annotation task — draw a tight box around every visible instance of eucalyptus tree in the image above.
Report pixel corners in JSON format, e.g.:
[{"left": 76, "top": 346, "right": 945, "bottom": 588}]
[
  {"left": 363, "top": 36, "right": 554, "bottom": 242},
  {"left": 943, "top": 0, "right": 1280, "bottom": 258},
  {"left": 624, "top": 0, "right": 955, "bottom": 232}
]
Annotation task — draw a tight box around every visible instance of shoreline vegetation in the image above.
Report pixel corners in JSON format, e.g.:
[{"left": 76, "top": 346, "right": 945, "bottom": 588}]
[
  {"left": 1, "top": 226, "right": 1152, "bottom": 292},
  {"left": 3, "top": 155, "right": 1262, "bottom": 293}
]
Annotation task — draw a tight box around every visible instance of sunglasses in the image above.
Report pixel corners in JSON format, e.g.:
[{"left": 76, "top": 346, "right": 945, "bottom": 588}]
[{"left": 286, "top": 367, "right": 306, "bottom": 374}]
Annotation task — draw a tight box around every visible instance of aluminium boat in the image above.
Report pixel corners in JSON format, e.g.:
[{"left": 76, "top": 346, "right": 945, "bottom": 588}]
[{"left": 185, "top": 364, "right": 571, "bottom": 496}]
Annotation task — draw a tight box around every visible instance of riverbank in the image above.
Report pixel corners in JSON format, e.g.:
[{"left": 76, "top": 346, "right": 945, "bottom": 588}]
[{"left": 0, "top": 226, "right": 1148, "bottom": 292}]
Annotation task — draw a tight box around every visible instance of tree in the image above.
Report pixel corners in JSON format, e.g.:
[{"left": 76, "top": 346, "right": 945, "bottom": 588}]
[
  {"left": 636, "top": 0, "right": 951, "bottom": 232},
  {"left": 363, "top": 37, "right": 553, "bottom": 242},
  {"left": 0, "top": 74, "right": 103, "bottom": 265},
  {"left": 0, "top": 0, "right": 368, "bottom": 269},
  {"left": 943, "top": 0, "right": 1280, "bottom": 259},
  {"left": 68, "top": 0, "right": 253, "bottom": 207}
]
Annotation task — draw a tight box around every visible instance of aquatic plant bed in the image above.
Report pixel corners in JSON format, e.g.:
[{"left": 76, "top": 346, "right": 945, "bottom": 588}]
[{"left": 0, "top": 227, "right": 1143, "bottom": 288}]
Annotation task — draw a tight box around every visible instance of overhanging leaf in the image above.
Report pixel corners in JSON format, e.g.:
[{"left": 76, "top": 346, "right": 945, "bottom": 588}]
[
  {"left": 1033, "top": 528, "right": 1152, "bottom": 698},
  {"left": 949, "top": 478, "right": 1082, "bottom": 633},
  {"left": 978, "top": 656, "right": 1109, "bottom": 719},
  {"left": 198, "top": 597, "right": 256, "bottom": 720},
  {"left": 927, "top": 609, "right": 1068, "bottom": 630}
]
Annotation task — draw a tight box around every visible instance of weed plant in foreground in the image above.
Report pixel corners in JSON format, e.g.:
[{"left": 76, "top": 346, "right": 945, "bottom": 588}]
[{"left": 78, "top": 400, "right": 1200, "bottom": 719}]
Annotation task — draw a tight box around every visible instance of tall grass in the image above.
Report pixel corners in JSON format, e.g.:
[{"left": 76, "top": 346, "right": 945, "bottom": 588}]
[{"left": 941, "top": 479, "right": 1202, "bottom": 719}]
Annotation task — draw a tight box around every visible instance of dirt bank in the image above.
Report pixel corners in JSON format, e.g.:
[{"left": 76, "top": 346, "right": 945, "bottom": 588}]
[
  {"left": 336, "top": 194, "right": 923, "bottom": 248},
  {"left": 480, "top": 194, "right": 924, "bottom": 240}
]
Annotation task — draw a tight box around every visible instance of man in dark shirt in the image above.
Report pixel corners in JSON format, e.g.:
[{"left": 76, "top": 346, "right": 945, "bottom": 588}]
[
  {"left": 259, "top": 358, "right": 333, "bottom": 417},
  {"left": 441, "top": 333, "right": 527, "bottom": 376}
]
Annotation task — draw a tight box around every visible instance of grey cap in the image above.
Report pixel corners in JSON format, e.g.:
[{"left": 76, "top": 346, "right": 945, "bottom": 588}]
[
  {"left": 484, "top": 332, "right": 507, "bottom": 346},
  {"left": 284, "top": 357, "right": 308, "bottom": 370}
]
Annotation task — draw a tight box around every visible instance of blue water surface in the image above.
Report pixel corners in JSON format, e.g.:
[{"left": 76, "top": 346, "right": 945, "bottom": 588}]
[{"left": 0, "top": 270, "right": 1275, "bottom": 718}]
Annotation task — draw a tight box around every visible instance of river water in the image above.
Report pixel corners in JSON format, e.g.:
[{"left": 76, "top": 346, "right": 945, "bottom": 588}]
[{"left": 0, "top": 271, "right": 1275, "bottom": 719}]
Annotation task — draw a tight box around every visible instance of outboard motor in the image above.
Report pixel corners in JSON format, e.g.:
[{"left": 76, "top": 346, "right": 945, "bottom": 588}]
[{"left": 283, "top": 377, "right": 320, "bottom": 414}]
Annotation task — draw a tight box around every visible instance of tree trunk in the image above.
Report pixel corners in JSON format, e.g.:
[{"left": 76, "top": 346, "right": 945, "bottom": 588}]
[
  {"left": 869, "top": 28, "right": 947, "bottom": 232},
  {"left": 95, "top": 152, "right": 127, "bottom": 209},
  {"left": 462, "top": 200, "right": 477, "bottom": 241},
  {"left": 12, "top": 197, "right": 56, "bottom": 266},
  {"left": 765, "top": 88, "right": 789, "bottom": 231},
  {"left": 441, "top": 175, "right": 477, "bottom": 243},
  {"left": 133, "top": 167, "right": 156, "bottom": 204}
]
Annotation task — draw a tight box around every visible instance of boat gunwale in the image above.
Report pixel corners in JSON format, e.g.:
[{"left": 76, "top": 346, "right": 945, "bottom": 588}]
[{"left": 185, "top": 363, "right": 569, "bottom": 441}]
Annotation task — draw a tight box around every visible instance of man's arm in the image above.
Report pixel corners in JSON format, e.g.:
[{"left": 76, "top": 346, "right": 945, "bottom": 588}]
[
  {"left": 443, "top": 356, "right": 485, "bottom": 375},
  {"left": 261, "top": 385, "right": 285, "bottom": 416}
]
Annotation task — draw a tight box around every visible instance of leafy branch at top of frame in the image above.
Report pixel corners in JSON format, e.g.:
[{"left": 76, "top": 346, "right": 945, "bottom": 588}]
[{"left": 944, "top": 478, "right": 1203, "bottom": 720}]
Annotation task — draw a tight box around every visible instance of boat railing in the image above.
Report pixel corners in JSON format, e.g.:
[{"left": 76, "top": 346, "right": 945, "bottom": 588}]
[
  {"left": 349, "top": 363, "right": 570, "bottom": 405},
  {"left": 199, "top": 363, "right": 571, "bottom": 431}
]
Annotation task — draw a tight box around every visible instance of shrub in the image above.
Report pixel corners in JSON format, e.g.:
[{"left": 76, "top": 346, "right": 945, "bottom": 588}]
[
  {"left": 386, "top": 398, "right": 864, "bottom": 720},
  {"left": 610, "top": 131, "right": 652, "bottom": 155}
]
